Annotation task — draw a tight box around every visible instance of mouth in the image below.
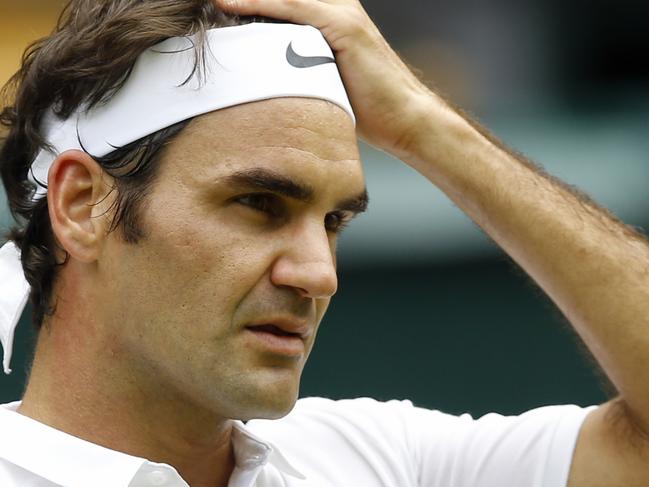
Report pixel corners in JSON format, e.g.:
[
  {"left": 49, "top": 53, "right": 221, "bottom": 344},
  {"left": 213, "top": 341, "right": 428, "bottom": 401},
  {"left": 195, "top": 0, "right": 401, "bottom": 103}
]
[
  {"left": 244, "top": 322, "right": 309, "bottom": 357},
  {"left": 246, "top": 324, "right": 303, "bottom": 337}
]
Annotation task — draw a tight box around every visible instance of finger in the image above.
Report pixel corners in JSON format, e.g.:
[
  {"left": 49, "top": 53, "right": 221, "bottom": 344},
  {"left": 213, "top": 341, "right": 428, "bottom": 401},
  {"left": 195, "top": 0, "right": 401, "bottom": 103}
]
[{"left": 215, "top": 0, "right": 333, "bottom": 28}]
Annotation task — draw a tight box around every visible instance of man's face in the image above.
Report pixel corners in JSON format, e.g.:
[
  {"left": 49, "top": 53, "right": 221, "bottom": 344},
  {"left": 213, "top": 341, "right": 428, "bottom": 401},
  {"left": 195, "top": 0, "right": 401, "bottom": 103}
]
[{"left": 99, "top": 98, "right": 365, "bottom": 420}]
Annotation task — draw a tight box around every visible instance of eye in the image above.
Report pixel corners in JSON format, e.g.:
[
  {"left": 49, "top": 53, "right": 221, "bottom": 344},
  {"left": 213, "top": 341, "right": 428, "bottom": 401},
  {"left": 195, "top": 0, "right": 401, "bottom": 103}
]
[
  {"left": 325, "top": 211, "right": 353, "bottom": 234},
  {"left": 235, "top": 193, "right": 282, "bottom": 217}
]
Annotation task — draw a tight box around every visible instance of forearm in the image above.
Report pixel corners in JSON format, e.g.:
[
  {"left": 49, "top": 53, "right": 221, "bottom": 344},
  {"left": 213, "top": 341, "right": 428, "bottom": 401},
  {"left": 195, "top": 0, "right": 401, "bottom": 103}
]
[{"left": 405, "top": 95, "right": 649, "bottom": 426}]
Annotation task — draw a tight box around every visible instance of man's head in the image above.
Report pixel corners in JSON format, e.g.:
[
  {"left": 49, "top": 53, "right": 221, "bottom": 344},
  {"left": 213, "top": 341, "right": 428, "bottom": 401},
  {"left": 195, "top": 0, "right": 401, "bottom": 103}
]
[{"left": 0, "top": 0, "right": 366, "bottom": 419}]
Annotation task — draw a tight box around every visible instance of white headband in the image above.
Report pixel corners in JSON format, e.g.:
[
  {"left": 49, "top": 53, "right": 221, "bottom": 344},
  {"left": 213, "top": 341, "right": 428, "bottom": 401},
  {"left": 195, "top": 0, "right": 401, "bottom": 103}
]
[{"left": 0, "top": 22, "right": 355, "bottom": 374}]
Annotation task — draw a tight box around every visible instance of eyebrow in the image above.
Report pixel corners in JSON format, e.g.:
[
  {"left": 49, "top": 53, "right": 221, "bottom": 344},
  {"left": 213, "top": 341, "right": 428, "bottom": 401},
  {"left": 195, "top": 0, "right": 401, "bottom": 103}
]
[{"left": 221, "top": 167, "right": 369, "bottom": 214}]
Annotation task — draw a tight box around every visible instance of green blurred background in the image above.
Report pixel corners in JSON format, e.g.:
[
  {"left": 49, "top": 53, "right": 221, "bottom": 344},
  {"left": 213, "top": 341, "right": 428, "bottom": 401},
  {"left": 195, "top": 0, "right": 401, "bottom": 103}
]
[{"left": 3, "top": 0, "right": 648, "bottom": 416}]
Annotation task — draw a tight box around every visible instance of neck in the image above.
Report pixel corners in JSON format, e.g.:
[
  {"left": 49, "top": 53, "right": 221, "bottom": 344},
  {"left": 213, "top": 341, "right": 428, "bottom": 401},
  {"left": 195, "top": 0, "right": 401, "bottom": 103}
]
[{"left": 19, "top": 313, "right": 236, "bottom": 487}]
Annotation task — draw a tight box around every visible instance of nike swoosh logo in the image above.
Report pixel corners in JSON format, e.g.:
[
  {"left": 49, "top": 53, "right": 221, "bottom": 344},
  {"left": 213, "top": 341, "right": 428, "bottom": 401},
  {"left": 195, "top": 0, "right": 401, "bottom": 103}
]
[{"left": 286, "top": 42, "right": 335, "bottom": 68}]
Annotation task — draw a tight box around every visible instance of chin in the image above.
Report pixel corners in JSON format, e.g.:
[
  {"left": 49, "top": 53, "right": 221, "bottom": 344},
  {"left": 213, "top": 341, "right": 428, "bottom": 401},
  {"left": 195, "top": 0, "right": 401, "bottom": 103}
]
[{"left": 234, "top": 374, "right": 301, "bottom": 421}]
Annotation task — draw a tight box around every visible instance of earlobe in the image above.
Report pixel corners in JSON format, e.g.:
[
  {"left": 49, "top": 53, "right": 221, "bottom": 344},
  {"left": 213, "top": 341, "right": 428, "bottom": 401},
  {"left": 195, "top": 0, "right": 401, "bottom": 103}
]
[{"left": 47, "top": 150, "right": 112, "bottom": 263}]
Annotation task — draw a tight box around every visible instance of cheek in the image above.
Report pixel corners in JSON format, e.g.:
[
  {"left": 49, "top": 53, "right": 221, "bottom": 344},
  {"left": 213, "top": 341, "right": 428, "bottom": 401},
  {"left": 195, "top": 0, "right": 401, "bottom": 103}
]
[
  {"left": 135, "top": 200, "right": 274, "bottom": 327},
  {"left": 300, "top": 299, "right": 331, "bottom": 360},
  {"left": 315, "top": 299, "right": 331, "bottom": 323},
  {"left": 311, "top": 299, "right": 331, "bottom": 338}
]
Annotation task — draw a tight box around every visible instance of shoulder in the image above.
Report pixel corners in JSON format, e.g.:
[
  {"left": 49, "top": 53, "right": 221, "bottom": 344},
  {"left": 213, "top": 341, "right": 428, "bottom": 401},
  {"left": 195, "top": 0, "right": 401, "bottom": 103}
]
[
  {"left": 247, "top": 398, "right": 595, "bottom": 487},
  {"left": 248, "top": 396, "right": 592, "bottom": 448}
]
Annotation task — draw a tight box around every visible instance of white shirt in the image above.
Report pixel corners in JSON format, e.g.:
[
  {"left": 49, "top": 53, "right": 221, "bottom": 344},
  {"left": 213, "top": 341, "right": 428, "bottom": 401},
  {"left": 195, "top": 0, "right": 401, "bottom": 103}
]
[{"left": 0, "top": 397, "right": 594, "bottom": 487}]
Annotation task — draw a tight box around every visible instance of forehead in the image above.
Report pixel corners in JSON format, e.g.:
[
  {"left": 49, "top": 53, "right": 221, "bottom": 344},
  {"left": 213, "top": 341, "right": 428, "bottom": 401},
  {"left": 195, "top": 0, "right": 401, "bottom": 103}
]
[{"left": 159, "top": 97, "right": 363, "bottom": 192}]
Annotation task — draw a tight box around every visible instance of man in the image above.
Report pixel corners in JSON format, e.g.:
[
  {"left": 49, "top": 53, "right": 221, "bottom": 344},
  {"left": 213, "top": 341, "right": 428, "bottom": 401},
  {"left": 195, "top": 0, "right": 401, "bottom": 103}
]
[{"left": 0, "top": 0, "right": 648, "bottom": 486}]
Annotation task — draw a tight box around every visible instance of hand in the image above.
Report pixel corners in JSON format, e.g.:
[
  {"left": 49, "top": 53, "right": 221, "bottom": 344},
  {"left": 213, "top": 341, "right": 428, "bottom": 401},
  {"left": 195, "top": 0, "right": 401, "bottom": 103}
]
[{"left": 214, "top": 0, "right": 436, "bottom": 159}]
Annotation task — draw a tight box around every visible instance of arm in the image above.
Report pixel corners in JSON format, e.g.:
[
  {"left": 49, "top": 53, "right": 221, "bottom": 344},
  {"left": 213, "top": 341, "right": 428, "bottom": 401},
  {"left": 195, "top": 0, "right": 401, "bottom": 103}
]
[
  {"left": 407, "top": 100, "right": 649, "bottom": 486},
  {"left": 217, "top": 0, "right": 649, "bottom": 483}
]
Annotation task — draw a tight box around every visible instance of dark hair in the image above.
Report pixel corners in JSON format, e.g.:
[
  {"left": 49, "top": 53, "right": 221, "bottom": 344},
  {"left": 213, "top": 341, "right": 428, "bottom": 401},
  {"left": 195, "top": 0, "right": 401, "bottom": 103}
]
[{"left": 0, "top": 0, "right": 252, "bottom": 330}]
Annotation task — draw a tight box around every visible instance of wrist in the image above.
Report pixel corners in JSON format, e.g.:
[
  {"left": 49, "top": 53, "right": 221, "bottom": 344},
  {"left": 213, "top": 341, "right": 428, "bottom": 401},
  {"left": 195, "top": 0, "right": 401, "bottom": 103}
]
[{"left": 396, "top": 93, "right": 479, "bottom": 172}]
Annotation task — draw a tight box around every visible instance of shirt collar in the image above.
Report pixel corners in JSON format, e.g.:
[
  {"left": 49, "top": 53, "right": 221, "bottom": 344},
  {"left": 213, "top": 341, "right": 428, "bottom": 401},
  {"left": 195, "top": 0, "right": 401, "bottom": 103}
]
[
  {"left": 0, "top": 400, "right": 305, "bottom": 486},
  {"left": 232, "top": 421, "right": 306, "bottom": 480}
]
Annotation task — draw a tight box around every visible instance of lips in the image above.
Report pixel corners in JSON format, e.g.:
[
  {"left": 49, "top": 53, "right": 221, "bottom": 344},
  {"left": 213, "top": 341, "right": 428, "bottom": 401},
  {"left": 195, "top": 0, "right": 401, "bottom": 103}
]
[
  {"left": 245, "top": 318, "right": 311, "bottom": 339},
  {"left": 244, "top": 319, "right": 310, "bottom": 357},
  {"left": 246, "top": 324, "right": 302, "bottom": 337}
]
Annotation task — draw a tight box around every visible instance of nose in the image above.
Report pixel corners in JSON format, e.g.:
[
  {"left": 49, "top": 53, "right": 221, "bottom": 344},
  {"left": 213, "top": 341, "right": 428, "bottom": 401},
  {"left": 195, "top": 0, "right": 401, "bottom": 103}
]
[{"left": 270, "top": 222, "right": 338, "bottom": 299}]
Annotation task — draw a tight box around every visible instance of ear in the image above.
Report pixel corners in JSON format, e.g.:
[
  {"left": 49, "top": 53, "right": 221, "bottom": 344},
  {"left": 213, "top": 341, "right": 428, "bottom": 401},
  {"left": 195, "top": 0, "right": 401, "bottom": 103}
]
[{"left": 47, "top": 150, "right": 114, "bottom": 263}]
